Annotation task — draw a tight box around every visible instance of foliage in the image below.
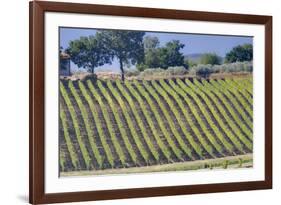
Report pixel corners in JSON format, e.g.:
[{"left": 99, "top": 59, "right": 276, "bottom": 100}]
[
  {"left": 98, "top": 81, "right": 139, "bottom": 166},
  {"left": 201, "top": 79, "right": 253, "bottom": 150},
  {"left": 98, "top": 30, "right": 145, "bottom": 81},
  {"left": 138, "top": 68, "right": 166, "bottom": 77},
  {"left": 79, "top": 81, "right": 115, "bottom": 168},
  {"left": 138, "top": 66, "right": 188, "bottom": 78},
  {"left": 225, "top": 44, "right": 253, "bottom": 63},
  {"left": 59, "top": 103, "right": 79, "bottom": 169},
  {"left": 144, "top": 35, "right": 160, "bottom": 49},
  {"left": 158, "top": 80, "right": 202, "bottom": 157},
  {"left": 166, "top": 66, "right": 188, "bottom": 75},
  {"left": 88, "top": 80, "right": 127, "bottom": 167},
  {"left": 175, "top": 80, "right": 231, "bottom": 155},
  {"left": 210, "top": 80, "right": 253, "bottom": 138},
  {"left": 149, "top": 80, "right": 193, "bottom": 159},
  {"left": 116, "top": 80, "right": 159, "bottom": 162},
  {"left": 190, "top": 64, "right": 214, "bottom": 78},
  {"left": 213, "top": 61, "right": 253, "bottom": 73},
  {"left": 184, "top": 58, "right": 197, "bottom": 69},
  {"left": 139, "top": 38, "right": 186, "bottom": 70},
  {"left": 59, "top": 78, "right": 253, "bottom": 172},
  {"left": 60, "top": 82, "right": 91, "bottom": 169},
  {"left": 66, "top": 35, "right": 111, "bottom": 73},
  {"left": 124, "top": 69, "right": 140, "bottom": 77},
  {"left": 125, "top": 81, "right": 172, "bottom": 161},
  {"left": 199, "top": 53, "right": 222, "bottom": 65},
  {"left": 185, "top": 79, "right": 243, "bottom": 153},
  {"left": 158, "top": 40, "right": 186, "bottom": 69},
  {"left": 169, "top": 80, "right": 215, "bottom": 157},
  {"left": 69, "top": 81, "right": 103, "bottom": 169}
]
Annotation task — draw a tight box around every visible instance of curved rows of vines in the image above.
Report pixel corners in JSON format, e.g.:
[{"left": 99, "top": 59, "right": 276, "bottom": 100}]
[{"left": 59, "top": 77, "right": 253, "bottom": 172}]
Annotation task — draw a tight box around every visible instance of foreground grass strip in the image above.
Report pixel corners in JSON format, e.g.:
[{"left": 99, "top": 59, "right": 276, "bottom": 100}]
[
  {"left": 209, "top": 80, "right": 253, "bottom": 136},
  {"left": 61, "top": 154, "right": 253, "bottom": 176},
  {"left": 59, "top": 107, "right": 79, "bottom": 169},
  {"left": 125, "top": 81, "right": 172, "bottom": 162},
  {"left": 183, "top": 79, "right": 244, "bottom": 153},
  {"left": 139, "top": 80, "right": 183, "bottom": 160},
  {"left": 116, "top": 80, "right": 160, "bottom": 162},
  {"left": 195, "top": 79, "right": 252, "bottom": 150},
  {"left": 98, "top": 80, "right": 138, "bottom": 165},
  {"left": 69, "top": 81, "right": 103, "bottom": 169},
  {"left": 166, "top": 80, "right": 216, "bottom": 158},
  {"left": 60, "top": 82, "right": 91, "bottom": 169},
  {"left": 88, "top": 80, "right": 126, "bottom": 167},
  {"left": 79, "top": 81, "right": 114, "bottom": 167},
  {"left": 150, "top": 80, "right": 194, "bottom": 159}
]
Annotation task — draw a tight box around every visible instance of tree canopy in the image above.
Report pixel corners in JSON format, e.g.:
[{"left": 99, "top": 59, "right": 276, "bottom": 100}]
[
  {"left": 137, "top": 38, "right": 186, "bottom": 70},
  {"left": 98, "top": 30, "right": 145, "bottom": 81},
  {"left": 199, "top": 53, "right": 222, "bottom": 65},
  {"left": 65, "top": 34, "right": 111, "bottom": 73},
  {"left": 159, "top": 40, "right": 185, "bottom": 69},
  {"left": 225, "top": 44, "right": 253, "bottom": 63}
]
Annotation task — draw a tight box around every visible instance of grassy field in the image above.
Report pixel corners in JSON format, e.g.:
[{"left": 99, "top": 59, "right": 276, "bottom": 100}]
[{"left": 59, "top": 76, "right": 253, "bottom": 175}]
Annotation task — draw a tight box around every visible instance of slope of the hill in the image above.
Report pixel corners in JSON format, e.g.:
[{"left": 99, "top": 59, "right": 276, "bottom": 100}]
[{"left": 59, "top": 77, "right": 253, "bottom": 173}]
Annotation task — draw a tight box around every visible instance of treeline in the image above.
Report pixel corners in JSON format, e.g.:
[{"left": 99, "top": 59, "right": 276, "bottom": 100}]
[{"left": 64, "top": 30, "right": 253, "bottom": 80}]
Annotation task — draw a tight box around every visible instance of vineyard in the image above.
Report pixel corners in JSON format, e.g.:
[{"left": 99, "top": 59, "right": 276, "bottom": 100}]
[{"left": 59, "top": 77, "right": 253, "bottom": 174}]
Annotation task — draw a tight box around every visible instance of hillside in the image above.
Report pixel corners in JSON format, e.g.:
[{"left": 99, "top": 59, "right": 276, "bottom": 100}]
[{"left": 59, "top": 77, "right": 253, "bottom": 174}]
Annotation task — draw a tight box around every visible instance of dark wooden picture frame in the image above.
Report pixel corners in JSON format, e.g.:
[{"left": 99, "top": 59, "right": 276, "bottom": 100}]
[{"left": 29, "top": 1, "right": 272, "bottom": 204}]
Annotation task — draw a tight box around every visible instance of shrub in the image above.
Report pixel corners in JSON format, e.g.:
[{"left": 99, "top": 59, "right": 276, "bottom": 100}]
[
  {"left": 124, "top": 69, "right": 140, "bottom": 77},
  {"left": 190, "top": 61, "right": 252, "bottom": 78},
  {"left": 139, "top": 68, "right": 167, "bottom": 78},
  {"left": 136, "top": 63, "right": 148, "bottom": 72},
  {"left": 190, "top": 64, "right": 213, "bottom": 78},
  {"left": 166, "top": 66, "right": 188, "bottom": 76},
  {"left": 216, "top": 61, "right": 253, "bottom": 73},
  {"left": 80, "top": 73, "right": 97, "bottom": 82}
]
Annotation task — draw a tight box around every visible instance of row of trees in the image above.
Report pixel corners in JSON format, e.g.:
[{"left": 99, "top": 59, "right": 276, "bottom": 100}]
[
  {"left": 136, "top": 36, "right": 186, "bottom": 71},
  {"left": 66, "top": 31, "right": 187, "bottom": 81},
  {"left": 66, "top": 30, "right": 145, "bottom": 81},
  {"left": 65, "top": 30, "right": 253, "bottom": 81},
  {"left": 187, "top": 44, "right": 253, "bottom": 67}
]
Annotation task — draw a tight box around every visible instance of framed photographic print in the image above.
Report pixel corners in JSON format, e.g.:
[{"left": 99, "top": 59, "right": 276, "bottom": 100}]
[{"left": 29, "top": 1, "right": 272, "bottom": 204}]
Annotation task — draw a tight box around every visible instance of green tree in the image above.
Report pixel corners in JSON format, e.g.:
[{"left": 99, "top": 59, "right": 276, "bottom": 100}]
[
  {"left": 225, "top": 44, "right": 253, "bottom": 63},
  {"left": 139, "top": 38, "right": 186, "bottom": 70},
  {"left": 65, "top": 35, "right": 111, "bottom": 73},
  {"left": 184, "top": 58, "right": 197, "bottom": 68},
  {"left": 144, "top": 35, "right": 159, "bottom": 49},
  {"left": 99, "top": 30, "right": 145, "bottom": 81},
  {"left": 158, "top": 40, "right": 185, "bottom": 69},
  {"left": 140, "top": 36, "right": 161, "bottom": 70},
  {"left": 199, "top": 53, "right": 221, "bottom": 65}
]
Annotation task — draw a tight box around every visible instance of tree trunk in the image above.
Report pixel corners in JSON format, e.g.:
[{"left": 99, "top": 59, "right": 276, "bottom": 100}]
[
  {"left": 119, "top": 59, "right": 124, "bottom": 81},
  {"left": 91, "top": 67, "right": 94, "bottom": 74}
]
